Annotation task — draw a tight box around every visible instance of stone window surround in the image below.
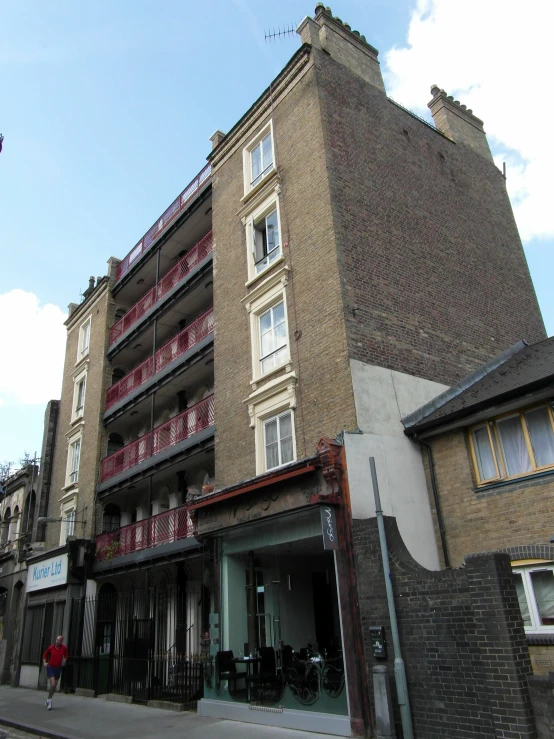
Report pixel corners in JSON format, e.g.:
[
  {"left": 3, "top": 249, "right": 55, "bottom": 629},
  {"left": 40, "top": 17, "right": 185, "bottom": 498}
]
[
  {"left": 59, "top": 497, "right": 77, "bottom": 545},
  {"left": 76, "top": 315, "right": 92, "bottom": 364},
  {"left": 71, "top": 367, "right": 88, "bottom": 424},
  {"left": 242, "top": 188, "right": 284, "bottom": 283},
  {"left": 243, "top": 266, "right": 292, "bottom": 385},
  {"left": 65, "top": 431, "right": 82, "bottom": 488},
  {"left": 242, "top": 119, "right": 275, "bottom": 197},
  {"left": 246, "top": 373, "right": 297, "bottom": 475}
]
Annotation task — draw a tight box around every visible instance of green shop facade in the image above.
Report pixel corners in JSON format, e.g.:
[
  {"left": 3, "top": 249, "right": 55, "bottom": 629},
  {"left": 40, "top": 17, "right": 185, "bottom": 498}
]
[{"left": 192, "top": 439, "right": 371, "bottom": 737}]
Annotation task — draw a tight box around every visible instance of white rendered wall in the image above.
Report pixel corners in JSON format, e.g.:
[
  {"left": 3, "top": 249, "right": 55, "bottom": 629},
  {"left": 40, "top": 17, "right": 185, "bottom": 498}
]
[{"left": 346, "top": 360, "right": 448, "bottom": 570}]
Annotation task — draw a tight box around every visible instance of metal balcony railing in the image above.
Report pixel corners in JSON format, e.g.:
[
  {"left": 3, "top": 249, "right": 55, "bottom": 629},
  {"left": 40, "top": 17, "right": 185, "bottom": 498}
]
[
  {"left": 100, "top": 394, "right": 214, "bottom": 483},
  {"left": 110, "top": 230, "right": 213, "bottom": 345},
  {"left": 95, "top": 503, "right": 194, "bottom": 561},
  {"left": 105, "top": 308, "right": 214, "bottom": 410},
  {"left": 115, "top": 164, "right": 212, "bottom": 283}
]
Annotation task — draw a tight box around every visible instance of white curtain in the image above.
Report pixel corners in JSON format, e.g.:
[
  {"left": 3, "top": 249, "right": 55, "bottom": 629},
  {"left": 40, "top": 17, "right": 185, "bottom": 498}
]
[
  {"left": 530, "top": 570, "right": 554, "bottom": 625},
  {"left": 497, "top": 416, "right": 531, "bottom": 476},
  {"left": 472, "top": 427, "right": 497, "bottom": 480},
  {"left": 525, "top": 407, "right": 554, "bottom": 467}
]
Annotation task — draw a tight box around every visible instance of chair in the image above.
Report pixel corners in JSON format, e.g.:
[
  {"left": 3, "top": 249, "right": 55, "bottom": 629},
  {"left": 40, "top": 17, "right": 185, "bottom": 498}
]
[
  {"left": 280, "top": 645, "right": 294, "bottom": 673},
  {"left": 246, "top": 647, "right": 277, "bottom": 698},
  {"left": 215, "top": 650, "right": 244, "bottom": 690}
]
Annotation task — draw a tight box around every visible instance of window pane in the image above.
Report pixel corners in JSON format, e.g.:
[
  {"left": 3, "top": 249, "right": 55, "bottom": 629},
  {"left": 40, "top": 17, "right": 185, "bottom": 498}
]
[
  {"left": 530, "top": 570, "right": 554, "bottom": 625},
  {"left": 279, "top": 412, "right": 293, "bottom": 464},
  {"left": 472, "top": 427, "right": 497, "bottom": 480},
  {"left": 279, "top": 412, "right": 292, "bottom": 441},
  {"left": 512, "top": 572, "right": 532, "bottom": 628},
  {"left": 525, "top": 407, "right": 554, "bottom": 467},
  {"left": 265, "top": 441, "right": 279, "bottom": 469},
  {"left": 265, "top": 419, "right": 278, "bottom": 445},
  {"left": 261, "top": 133, "right": 273, "bottom": 171},
  {"left": 266, "top": 210, "right": 279, "bottom": 252},
  {"left": 272, "top": 301, "right": 285, "bottom": 325},
  {"left": 66, "top": 511, "right": 75, "bottom": 537},
  {"left": 251, "top": 143, "right": 262, "bottom": 183},
  {"left": 497, "top": 416, "right": 532, "bottom": 476}
]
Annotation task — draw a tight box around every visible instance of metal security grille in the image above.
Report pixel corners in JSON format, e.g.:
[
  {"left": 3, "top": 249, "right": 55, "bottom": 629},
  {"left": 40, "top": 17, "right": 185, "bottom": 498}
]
[{"left": 66, "top": 586, "right": 204, "bottom": 707}]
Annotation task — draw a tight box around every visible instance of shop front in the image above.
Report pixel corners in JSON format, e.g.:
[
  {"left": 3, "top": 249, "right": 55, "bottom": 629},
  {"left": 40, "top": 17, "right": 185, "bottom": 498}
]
[
  {"left": 193, "top": 440, "right": 370, "bottom": 737},
  {"left": 20, "top": 546, "right": 86, "bottom": 690}
]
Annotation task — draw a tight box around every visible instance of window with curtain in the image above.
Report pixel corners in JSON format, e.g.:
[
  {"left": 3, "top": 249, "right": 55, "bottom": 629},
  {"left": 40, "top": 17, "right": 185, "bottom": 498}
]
[
  {"left": 512, "top": 565, "right": 554, "bottom": 632},
  {"left": 259, "top": 301, "right": 287, "bottom": 375},
  {"left": 264, "top": 411, "right": 294, "bottom": 471},
  {"left": 470, "top": 403, "right": 554, "bottom": 484}
]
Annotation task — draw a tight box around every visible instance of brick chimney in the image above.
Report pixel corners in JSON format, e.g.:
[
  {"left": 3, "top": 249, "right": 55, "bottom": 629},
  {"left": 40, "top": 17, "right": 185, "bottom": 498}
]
[
  {"left": 428, "top": 86, "right": 492, "bottom": 161},
  {"left": 210, "top": 130, "right": 226, "bottom": 150},
  {"left": 297, "top": 5, "right": 384, "bottom": 92}
]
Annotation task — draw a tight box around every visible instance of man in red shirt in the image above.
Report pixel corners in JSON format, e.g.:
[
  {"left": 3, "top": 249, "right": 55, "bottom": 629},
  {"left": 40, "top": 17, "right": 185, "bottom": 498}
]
[{"left": 43, "top": 635, "right": 68, "bottom": 710}]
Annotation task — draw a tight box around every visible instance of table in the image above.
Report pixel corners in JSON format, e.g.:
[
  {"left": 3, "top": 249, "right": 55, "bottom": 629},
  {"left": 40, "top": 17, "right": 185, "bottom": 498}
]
[{"left": 233, "top": 656, "right": 261, "bottom": 701}]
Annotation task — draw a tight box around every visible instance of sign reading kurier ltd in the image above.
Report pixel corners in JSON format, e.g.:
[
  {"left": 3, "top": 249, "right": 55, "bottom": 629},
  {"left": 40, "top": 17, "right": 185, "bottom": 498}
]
[
  {"left": 320, "top": 505, "right": 339, "bottom": 550},
  {"left": 27, "top": 553, "right": 69, "bottom": 592}
]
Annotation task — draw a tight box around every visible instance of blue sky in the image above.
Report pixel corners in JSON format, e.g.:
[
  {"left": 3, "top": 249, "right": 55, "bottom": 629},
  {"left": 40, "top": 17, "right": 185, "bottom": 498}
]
[{"left": 1, "top": 0, "right": 552, "bottom": 465}]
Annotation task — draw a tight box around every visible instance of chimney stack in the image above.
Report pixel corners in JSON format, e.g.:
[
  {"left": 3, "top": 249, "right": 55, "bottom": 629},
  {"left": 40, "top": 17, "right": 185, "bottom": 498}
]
[
  {"left": 428, "top": 86, "right": 492, "bottom": 161},
  {"left": 296, "top": 5, "right": 384, "bottom": 92},
  {"left": 210, "top": 130, "right": 226, "bottom": 150}
]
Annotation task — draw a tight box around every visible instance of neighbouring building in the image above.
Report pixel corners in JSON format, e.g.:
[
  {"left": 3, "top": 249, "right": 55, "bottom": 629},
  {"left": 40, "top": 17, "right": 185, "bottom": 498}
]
[
  {"left": 19, "top": 4, "right": 548, "bottom": 737},
  {"left": 0, "top": 463, "right": 39, "bottom": 685},
  {"left": 19, "top": 274, "right": 113, "bottom": 690},
  {"left": 403, "top": 336, "right": 554, "bottom": 677}
]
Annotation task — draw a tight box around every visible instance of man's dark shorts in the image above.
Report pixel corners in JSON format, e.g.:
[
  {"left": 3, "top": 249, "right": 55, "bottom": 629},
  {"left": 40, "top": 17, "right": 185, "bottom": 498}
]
[{"left": 47, "top": 666, "right": 62, "bottom": 680}]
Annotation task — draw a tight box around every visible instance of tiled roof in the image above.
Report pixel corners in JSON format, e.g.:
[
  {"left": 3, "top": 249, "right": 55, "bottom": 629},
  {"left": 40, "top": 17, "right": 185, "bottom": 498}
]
[{"left": 403, "top": 336, "right": 554, "bottom": 433}]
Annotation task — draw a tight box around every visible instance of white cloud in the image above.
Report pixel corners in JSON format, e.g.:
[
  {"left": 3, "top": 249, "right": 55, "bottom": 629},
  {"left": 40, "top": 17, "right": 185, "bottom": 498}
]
[
  {"left": 0, "top": 290, "right": 66, "bottom": 406},
  {"left": 383, "top": 0, "right": 553, "bottom": 242}
]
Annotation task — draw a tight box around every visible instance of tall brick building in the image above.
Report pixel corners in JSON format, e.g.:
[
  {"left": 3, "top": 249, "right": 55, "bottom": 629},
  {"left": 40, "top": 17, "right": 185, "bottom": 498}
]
[{"left": 20, "top": 4, "right": 545, "bottom": 736}]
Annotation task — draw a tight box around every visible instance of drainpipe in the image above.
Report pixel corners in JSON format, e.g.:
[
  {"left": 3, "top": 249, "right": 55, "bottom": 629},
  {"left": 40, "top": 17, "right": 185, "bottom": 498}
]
[
  {"left": 414, "top": 437, "right": 450, "bottom": 568},
  {"left": 369, "top": 457, "right": 414, "bottom": 739}
]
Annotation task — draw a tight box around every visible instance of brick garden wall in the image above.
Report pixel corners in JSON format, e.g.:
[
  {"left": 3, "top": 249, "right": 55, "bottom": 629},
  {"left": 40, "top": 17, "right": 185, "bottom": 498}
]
[
  {"left": 528, "top": 673, "right": 554, "bottom": 739},
  {"left": 352, "top": 516, "right": 537, "bottom": 738}
]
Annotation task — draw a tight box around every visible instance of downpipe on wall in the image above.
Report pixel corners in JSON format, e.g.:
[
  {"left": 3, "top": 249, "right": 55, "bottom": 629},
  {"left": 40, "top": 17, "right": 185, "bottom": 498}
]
[{"left": 369, "top": 457, "right": 414, "bottom": 739}]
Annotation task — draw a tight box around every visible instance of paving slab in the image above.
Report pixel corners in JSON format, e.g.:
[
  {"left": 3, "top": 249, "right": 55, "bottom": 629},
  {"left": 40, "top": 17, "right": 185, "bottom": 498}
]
[{"left": 0, "top": 687, "right": 348, "bottom": 739}]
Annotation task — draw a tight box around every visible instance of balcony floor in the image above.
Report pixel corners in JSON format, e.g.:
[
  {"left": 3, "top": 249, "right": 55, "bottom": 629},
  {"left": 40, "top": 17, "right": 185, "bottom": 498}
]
[{"left": 98, "top": 424, "right": 215, "bottom": 497}]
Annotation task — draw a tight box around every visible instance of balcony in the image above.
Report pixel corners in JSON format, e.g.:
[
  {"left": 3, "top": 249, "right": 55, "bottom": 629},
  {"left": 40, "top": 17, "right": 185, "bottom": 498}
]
[
  {"left": 110, "top": 230, "right": 213, "bottom": 347},
  {"left": 100, "top": 394, "right": 214, "bottom": 485},
  {"left": 95, "top": 504, "right": 194, "bottom": 562},
  {"left": 105, "top": 308, "right": 214, "bottom": 412},
  {"left": 115, "top": 164, "right": 212, "bottom": 284}
]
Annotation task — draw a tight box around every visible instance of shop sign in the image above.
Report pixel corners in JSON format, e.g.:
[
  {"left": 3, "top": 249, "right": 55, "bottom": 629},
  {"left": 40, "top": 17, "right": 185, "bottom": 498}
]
[
  {"left": 27, "top": 553, "right": 69, "bottom": 592},
  {"left": 320, "top": 505, "right": 338, "bottom": 550}
]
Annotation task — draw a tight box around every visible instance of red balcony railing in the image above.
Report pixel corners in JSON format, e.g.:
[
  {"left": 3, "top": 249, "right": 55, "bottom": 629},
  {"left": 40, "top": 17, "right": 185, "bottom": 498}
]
[
  {"left": 109, "top": 230, "right": 213, "bottom": 345},
  {"left": 115, "top": 164, "right": 212, "bottom": 283},
  {"left": 95, "top": 504, "right": 193, "bottom": 561},
  {"left": 100, "top": 394, "right": 215, "bottom": 483},
  {"left": 105, "top": 308, "right": 214, "bottom": 410}
]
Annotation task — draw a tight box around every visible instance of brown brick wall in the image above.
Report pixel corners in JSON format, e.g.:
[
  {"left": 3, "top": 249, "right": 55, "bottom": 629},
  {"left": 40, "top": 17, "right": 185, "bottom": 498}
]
[
  {"left": 212, "top": 59, "right": 356, "bottom": 487},
  {"left": 427, "top": 429, "right": 554, "bottom": 568},
  {"left": 314, "top": 49, "right": 546, "bottom": 387},
  {"left": 47, "top": 285, "right": 113, "bottom": 547}
]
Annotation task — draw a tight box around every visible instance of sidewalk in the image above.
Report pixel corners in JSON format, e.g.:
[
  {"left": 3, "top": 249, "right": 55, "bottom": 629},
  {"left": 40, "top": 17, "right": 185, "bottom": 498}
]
[{"left": 0, "top": 687, "right": 347, "bottom": 739}]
